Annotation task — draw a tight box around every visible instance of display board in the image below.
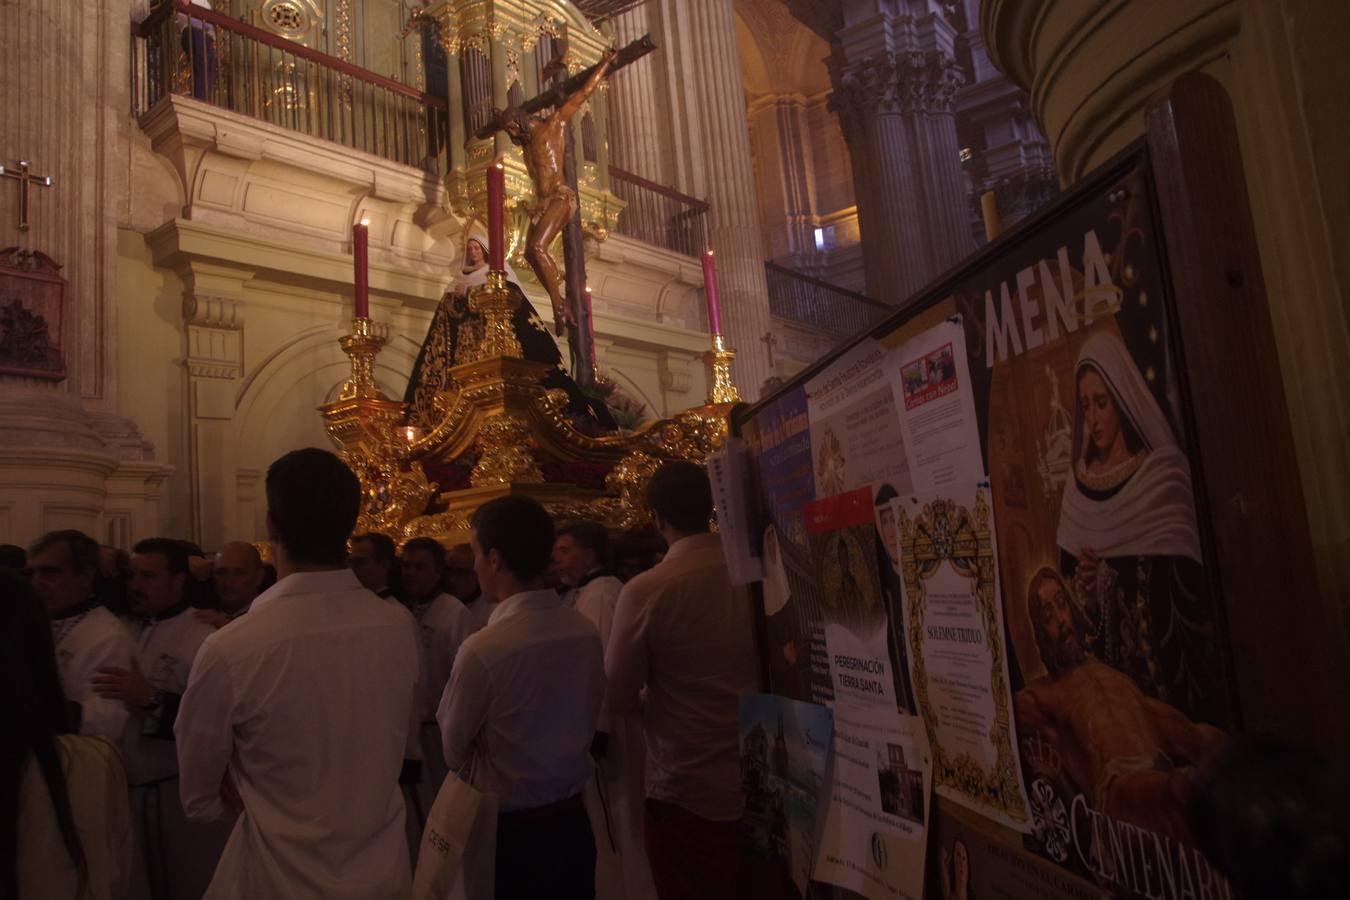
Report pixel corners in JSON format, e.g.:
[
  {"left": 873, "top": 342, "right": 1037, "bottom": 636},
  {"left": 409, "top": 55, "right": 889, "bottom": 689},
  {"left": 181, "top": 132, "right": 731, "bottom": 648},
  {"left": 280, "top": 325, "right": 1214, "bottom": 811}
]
[{"left": 732, "top": 126, "right": 1265, "bottom": 900}]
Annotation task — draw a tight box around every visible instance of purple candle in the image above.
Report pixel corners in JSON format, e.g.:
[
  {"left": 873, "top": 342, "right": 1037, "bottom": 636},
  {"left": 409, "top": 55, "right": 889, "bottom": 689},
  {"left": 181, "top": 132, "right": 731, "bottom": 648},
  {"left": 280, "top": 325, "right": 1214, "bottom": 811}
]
[
  {"left": 353, "top": 219, "right": 370, "bottom": 318},
  {"left": 702, "top": 249, "right": 723, "bottom": 335},
  {"left": 487, "top": 163, "right": 505, "bottom": 271}
]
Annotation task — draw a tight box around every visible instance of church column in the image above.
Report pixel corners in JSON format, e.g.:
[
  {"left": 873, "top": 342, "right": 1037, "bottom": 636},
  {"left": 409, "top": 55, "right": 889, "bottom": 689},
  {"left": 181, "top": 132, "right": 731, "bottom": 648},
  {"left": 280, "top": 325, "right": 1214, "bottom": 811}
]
[
  {"left": 830, "top": 57, "right": 929, "bottom": 302},
  {"left": 608, "top": 3, "right": 668, "bottom": 183},
  {"left": 749, "top": 93, "right": 819, "bottom": 263},
  {"left": 828, "top": 1, "right": 975, "bottom": 301},
  {"left": 659, "top": 0, "right": 774, "bottom": 396},
  {"left": 180, "top": 268, "right": 249, "bottom": 548}
]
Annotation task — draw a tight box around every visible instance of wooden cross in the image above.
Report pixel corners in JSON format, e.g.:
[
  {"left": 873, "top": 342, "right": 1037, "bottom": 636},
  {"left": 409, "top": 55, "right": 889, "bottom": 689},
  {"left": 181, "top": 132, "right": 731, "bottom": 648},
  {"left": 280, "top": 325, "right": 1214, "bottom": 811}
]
[{"left": 0, "top": 161, "right": 54, "bottom": 231}]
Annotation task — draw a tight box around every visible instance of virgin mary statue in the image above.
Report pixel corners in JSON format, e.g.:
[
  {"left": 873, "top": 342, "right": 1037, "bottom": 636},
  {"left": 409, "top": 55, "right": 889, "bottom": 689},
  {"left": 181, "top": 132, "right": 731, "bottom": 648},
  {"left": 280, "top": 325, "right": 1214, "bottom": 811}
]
[
  {"left": 1055, "top": 331, "right": 1223, "bottom": 722},
  {"left": 403, "top": 234, "right": 615, "bottom": 433}
]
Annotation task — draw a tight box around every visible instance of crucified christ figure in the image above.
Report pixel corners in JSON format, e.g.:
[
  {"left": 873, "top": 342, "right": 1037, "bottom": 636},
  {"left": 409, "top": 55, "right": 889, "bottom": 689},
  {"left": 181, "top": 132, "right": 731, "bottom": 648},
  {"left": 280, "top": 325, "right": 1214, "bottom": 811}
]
[{"left": 500, "top": 47, "right": 618, "bottom": 337}]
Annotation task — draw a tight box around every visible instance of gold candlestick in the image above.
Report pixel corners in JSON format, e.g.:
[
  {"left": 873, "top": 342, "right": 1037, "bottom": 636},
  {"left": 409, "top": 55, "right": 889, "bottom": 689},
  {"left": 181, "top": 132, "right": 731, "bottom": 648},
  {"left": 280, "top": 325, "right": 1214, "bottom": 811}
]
[
  {"left": 468, "top": 270, "right": 523, "bottom": 361},
  {"left": 703, "top": 332, "right": 741, "bottom": 405},
  {"left": 338, "top": 316, "right": 386, "bottom": 400}
]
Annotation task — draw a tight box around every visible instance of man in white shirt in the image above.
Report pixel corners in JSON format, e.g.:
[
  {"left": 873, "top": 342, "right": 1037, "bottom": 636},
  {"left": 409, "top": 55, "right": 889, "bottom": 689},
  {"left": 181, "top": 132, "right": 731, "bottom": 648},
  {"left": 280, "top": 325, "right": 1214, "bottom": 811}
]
[
  {"left": 401, "top": 536, "right": 475, "bottom": 807},
  {"left": 438, "top": 495, "right": 605, "bottom": 900},
  {"left": 176, "top": 448, "right": 419, "bottom": 900},
  {"left": 349, "top": 532, "right": 399, "bottom": 599},
  {"left": 92, "top": 536, "right": 223, "bottom": 900},
  {"left": 27, "top": 529, "right": 137, "bottom": 740},
  {"left": 554, "top": 521, "right": 658, "bottom": 899},
  {"left": 606, "top": 461, "right": 759, "bottom": 900}
]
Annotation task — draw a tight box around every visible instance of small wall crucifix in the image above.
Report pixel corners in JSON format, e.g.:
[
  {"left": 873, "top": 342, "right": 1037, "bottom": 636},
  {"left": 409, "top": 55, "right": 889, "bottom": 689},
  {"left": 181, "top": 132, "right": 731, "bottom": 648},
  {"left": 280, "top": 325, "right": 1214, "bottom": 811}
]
[
  {"left": 1, "top": 160, "right": 54, "bottom": 231},
  {"left": 761, "top": 331, "right": 779, "bottom": 369}
]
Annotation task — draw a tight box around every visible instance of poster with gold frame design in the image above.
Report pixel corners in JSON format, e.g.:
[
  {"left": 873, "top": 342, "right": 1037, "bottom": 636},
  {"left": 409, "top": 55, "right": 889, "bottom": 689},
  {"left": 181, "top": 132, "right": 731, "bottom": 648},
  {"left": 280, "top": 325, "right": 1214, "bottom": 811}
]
[{"left": 896, "top": 485, "right": 1029, "bottom": 831}]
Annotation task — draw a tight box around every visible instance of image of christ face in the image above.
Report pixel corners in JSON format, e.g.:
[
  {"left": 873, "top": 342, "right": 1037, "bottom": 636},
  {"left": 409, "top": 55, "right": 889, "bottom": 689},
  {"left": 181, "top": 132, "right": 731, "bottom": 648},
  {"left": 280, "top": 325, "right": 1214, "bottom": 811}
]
[
  {"left": 466, "top": 239, "right": 486, "bottom": 267},
  {"left": 1078, "top": 369, "right": 1123, "bottom": 461},
  {"left": 1030, "top": 570, "right": 1084, "bottom": 676},
  {"left": 502, "top": 110, "right": 535, "bottom": 144}
]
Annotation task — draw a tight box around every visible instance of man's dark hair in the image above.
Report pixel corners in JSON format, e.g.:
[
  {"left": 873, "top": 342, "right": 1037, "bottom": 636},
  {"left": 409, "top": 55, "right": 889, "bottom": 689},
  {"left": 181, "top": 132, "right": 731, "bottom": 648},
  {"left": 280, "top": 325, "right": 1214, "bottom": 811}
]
[
  {"left": 28, "top": 530, "right": 99, "bottom": 575},
  {"left": 646, "top": 460, "right": 713, "bottom": 534},
  {"left": 557, "top": 521, "right": 612, "bottom": 569},
  {"left": 265, "top": 448, "right": 362, "bottom": 566},
  {"left": 132, "top": 538, "right": 191, "bottom": 575},
  {"left": 402, "top": 537, "right": 447, "bottom": 570},
  {"left": 471, "top": 496, "right": 554, "bottom": 580},
  {"left": 354, "top": 533, "right": 397, "bottom": 565},
  {"left": 875, "top": 483, "right": 899, "bottom": 507},
  {"left": 0, "top": 545, "right": 25, "bottom": 570}
]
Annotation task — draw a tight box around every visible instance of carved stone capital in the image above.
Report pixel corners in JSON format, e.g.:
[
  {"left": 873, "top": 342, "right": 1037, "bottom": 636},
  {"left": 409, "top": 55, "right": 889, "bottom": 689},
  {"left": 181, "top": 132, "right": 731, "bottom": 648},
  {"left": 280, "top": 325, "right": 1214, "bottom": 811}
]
[{"left": 829, "top": 50, "right": 966, "bottom": 135}]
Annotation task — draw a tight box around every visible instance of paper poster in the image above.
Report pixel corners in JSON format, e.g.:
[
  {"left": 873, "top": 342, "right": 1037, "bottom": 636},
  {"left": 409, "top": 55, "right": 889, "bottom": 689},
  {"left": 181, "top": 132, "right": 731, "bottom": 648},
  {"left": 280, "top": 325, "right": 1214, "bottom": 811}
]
[
  {"left": 707, "top": 438, "right": 763, "bottom": 585},
  {"left": 803, "top": 487, "right": 915, "bottom": 710},
  {"left": 813, "top": 707, "right": 932, "bottom": 900},
  {"left": 896, "top": 483, "right": 1031, "bottom": 832},
  {"left": 739, "top": 694, "right": 835, "bottom": 897},
  {"left": 806, "top": 340, "right": 913, "bottom": 498},
  {"left": 742, "top": 388, "right": 827, "bottom": 703},
  {"left": 888, "top": 318, "right": 984, "bottom": 492}
]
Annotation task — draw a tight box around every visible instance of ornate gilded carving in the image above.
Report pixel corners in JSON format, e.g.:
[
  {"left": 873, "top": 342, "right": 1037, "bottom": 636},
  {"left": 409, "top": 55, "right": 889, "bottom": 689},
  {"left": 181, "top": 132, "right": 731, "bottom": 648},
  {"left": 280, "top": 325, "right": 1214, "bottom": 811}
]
[
  {"left": 471, "top": 414, "right": 544, "bottom": 485},
  {"left": 702, "top": 332, "right": 741, "bottom": 405},
  {"left": 467, "top": 271, "right": 524, "bottom": 360},
  {"left": 337, "top": 316, "right": 386, "bottom": 400},
  {"left": 321, "top": 273, "right": 736, "bottom": 545}
]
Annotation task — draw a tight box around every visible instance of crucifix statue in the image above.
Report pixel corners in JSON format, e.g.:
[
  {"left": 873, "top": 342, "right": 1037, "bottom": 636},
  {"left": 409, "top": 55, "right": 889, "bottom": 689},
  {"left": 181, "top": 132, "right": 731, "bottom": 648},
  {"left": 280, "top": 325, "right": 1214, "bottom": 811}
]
[
  {"left": 479, "top": 34, "right": 655, "bottom": 390},
  {"left": 0, "top": 161, "right": 54, "bottom": 231}
]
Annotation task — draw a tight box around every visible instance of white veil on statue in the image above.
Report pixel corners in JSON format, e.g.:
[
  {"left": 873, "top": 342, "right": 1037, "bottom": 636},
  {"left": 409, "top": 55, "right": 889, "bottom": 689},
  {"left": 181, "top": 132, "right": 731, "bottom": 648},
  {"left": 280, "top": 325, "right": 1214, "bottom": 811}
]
[
  {"left": 1056, "top": 331, "right": 1203, "bottom": 563},
  {"left": 449, "top": 226, "right": 520, "bottom": 297}
]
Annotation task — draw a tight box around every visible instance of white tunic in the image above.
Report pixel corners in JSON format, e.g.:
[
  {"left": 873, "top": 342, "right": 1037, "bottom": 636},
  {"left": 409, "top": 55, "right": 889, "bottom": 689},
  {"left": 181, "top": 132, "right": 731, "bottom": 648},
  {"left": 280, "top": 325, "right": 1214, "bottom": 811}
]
[
  {"left": 409, "top": 593, "right": 475, "bottom": 724},
  {"left": 51, "top": 604, "right": 137, "bottom": 741},
  {"left": 438, "top": 589, "right": 605, "bottom": 811},
  {"left": 123, "top": 607, "right": 215, "bottom": 786},
  {"left": 176, "top": 569, "right": 419, "bottom": 900}
]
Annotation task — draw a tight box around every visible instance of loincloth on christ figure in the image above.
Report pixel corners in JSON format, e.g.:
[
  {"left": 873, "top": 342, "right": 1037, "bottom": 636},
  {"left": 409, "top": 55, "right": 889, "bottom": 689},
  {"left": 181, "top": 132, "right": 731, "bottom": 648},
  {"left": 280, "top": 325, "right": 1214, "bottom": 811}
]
[{"left": 532, "top": 181, "right": 578, "bottom": 225}]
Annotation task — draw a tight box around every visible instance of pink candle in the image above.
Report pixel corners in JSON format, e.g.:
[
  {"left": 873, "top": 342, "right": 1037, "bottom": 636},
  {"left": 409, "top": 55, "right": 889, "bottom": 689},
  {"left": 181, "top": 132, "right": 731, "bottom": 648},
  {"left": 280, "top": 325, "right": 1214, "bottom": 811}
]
[
  {"left": 487, "top": 163, "right": 505, "bottom": 271},
  {"left": 702, "top": 249, "right": 723, "bottom": 335},
  {"left": 585, "top": 285, "right": 597, "bottom": 365},
  {"left": 353, "top": 220, "right": 370, "bottom": 319}
]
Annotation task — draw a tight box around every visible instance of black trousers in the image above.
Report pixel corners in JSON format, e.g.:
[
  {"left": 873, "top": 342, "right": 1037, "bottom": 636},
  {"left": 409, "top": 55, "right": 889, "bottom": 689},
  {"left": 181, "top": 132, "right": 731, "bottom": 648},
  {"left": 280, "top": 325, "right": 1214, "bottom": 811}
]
[{"left": 495, "top": 794, "right": 595, "bottom": 900}]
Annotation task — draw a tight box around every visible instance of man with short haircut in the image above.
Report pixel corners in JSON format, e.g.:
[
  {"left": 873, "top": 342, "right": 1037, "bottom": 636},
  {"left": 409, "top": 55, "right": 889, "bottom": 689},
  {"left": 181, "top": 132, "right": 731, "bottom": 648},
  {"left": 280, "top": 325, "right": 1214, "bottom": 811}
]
[
  {"left": 349, "top": 532, "right": 398, "bottom": 598},
  {"left": 27, "top": 529, "right": 137, "bottom": 740},
  {"left": 401, "top": 536, "right": 475, "bottom": 805},
  {"left": 607, "top": 461, "right": 759, "bottom": 900},
  {"left": 438, "top": 496, "right": 605, "bottom": 900},
  {"left": 93, "top": 536, "right": 220, "bottom": 900},
  {"left": 176, "top": 448, "right": 419, "bottom": 899},
  {"left": 195, "top": 541, "right": 266, "bottom": 628}
]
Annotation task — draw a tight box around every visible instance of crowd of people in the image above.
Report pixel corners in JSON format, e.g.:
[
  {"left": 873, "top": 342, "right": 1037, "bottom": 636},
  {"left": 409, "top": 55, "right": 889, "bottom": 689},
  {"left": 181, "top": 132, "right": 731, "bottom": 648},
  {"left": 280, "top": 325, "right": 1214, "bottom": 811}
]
[{"left": 2, "top": 448, "right": 757, "bottom": 900}]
